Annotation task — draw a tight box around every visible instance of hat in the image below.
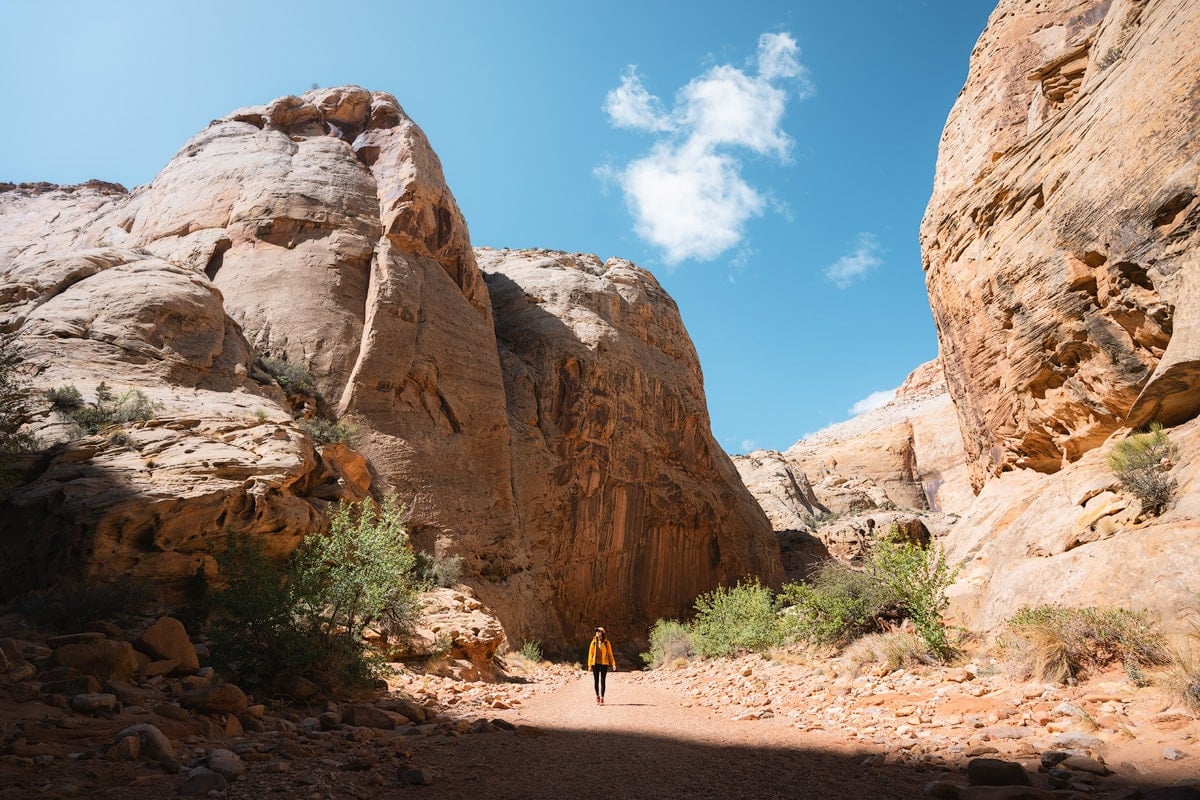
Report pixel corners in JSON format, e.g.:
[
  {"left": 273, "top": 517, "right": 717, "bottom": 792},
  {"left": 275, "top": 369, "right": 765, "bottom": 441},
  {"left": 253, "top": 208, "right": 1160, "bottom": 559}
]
[{"left": 595, "top": 626, "right": 606, "bottom": 633}]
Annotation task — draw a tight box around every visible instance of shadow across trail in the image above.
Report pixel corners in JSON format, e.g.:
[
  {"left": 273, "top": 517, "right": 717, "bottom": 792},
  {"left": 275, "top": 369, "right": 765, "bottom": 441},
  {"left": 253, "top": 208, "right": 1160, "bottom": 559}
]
[{"left": 408, "top": 724, "right": 939, "bottom": 800}]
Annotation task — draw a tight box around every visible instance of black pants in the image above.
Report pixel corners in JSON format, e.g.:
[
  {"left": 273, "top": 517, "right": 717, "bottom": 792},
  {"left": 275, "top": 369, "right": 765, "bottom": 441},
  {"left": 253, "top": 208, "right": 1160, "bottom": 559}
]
[{"left": 592, "top": 665, "right": 610, "bottom": 697}]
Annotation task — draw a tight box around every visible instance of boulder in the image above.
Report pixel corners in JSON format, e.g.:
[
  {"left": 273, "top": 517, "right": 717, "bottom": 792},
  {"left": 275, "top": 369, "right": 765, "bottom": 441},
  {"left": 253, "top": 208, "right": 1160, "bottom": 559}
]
[
  {"left": 49, "top": 639, "right": 138, "bottom": 682},
  {"left": 135, "top": 617, "right": 199, "bottom": 673},
  {"left": 179, "top": 684, "right": 248, "bottom": 716}
]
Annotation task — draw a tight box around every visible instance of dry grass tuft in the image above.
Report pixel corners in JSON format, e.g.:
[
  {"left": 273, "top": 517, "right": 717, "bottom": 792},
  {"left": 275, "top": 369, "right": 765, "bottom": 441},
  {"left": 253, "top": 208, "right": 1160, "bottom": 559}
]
[
  {"left": 841, "top": 630, "right": 935, "bottom": 675},
  {"left": 999, "top": 605, "right": 1169, "bottom": 684}
]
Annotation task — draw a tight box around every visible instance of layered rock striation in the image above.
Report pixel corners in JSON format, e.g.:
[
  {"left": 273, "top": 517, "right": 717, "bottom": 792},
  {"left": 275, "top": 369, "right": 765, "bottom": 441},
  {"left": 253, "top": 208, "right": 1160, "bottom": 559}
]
[
  {"left": 480, "top": 249, "right": 781, "bottom": 641},
  {"left": 1, "top": 88, "right": 781, "bottom": 646},
  {"left": 921, "top": 0, "right": 1200, "bottom": 490}
]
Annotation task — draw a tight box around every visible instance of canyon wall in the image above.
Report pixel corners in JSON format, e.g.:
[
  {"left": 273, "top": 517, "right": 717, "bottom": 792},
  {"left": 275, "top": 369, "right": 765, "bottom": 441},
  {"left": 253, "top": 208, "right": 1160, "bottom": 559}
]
[
  {"left": 0, "top": 88, "right": 781, "bottom": 646},
  {"left": 920, "top": 0, "right": 1200, "bottom": 490},
  {"left": 917, "top": 0, "right": 1200, "bottom": 629}
]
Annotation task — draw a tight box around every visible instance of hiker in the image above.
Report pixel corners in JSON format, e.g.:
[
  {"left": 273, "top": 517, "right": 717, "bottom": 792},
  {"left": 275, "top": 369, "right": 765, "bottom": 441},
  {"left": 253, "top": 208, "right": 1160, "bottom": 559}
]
[{"left": 588, "top": 626, "right": 615, "bottom": 705}]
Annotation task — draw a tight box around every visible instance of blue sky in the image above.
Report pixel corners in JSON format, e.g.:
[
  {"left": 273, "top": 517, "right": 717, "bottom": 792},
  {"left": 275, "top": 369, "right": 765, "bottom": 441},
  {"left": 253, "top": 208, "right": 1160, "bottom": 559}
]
[{"left": 0, "top": 0, "right": 994, "bottom": 454}]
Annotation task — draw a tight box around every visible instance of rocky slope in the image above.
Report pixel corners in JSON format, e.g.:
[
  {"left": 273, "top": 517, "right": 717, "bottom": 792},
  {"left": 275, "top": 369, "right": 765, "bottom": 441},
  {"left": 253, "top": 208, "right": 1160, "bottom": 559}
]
[
  {"left": 921, "top": 0, "right": 1200, "bottom": 490},
  {"left": 0, "top": 87, "right": 780, "bottom": 647}
]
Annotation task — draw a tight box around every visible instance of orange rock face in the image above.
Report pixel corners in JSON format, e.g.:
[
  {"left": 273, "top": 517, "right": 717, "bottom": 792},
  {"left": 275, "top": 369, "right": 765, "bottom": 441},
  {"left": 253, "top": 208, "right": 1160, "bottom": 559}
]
[
  {"left": 479, "top": 249, "right": 782, "bottom": 643},
  {"left": 921, "top": 0, "right": 1200, "bottom": 490}
]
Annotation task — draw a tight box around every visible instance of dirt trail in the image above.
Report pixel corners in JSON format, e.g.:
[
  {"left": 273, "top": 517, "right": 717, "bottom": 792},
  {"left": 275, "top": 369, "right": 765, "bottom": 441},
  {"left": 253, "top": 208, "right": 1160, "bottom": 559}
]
[{"left": 408, "top": 669, "right": 935, "bottom": 800}]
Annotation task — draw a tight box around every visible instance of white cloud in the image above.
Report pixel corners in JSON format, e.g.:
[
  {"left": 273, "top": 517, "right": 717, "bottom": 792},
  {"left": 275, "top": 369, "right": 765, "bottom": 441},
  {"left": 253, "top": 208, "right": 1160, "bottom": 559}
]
[
  {"left": 601, "top": 32, "right": 810, "bottom": 264},
  {"left": 603, "top": 67, "right": 674, "bottom": 132},
  {"left": 740, "top": 439, "right": 758, "bottom": 452},
  {"left": 825, "top": 233, "right": 884, "bottom": 288},
  {"left": 849, "top": 388, "right": 897, "bottom": 416}
]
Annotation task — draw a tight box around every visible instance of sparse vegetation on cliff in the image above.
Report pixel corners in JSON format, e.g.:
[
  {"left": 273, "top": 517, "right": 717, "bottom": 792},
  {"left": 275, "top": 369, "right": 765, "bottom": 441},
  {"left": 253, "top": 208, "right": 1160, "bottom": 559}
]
[
  {"left": 297, "top": 416, "right": 358, "bottom": 445},
  {"left": 0, "top": 333, "right": 37, "bottom": 483},
  {"left": 258, "top": 355, "right": 317, "bottom": 398},
  {"left": 1108, "top": 423, "right": 1178, "bottom": 515},
  {"left": 49, "top": 381, "right": 156, "bottom": 436}
]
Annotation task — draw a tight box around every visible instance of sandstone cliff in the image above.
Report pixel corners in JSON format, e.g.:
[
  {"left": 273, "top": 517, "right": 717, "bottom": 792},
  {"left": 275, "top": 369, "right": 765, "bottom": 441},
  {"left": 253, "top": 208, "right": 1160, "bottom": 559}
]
[
  {"left": 915, "top": 0, "right": 1200, "bottom": 631},
  {"left": 921, "top": 0, "right": 1200, "bottom": 490},
  {"left": 480, "top": 248, "right": 781, "bottom": 641},
  {"left": 734, "top": 357, "right": 971, "bottom": 579},
  {"left": 0, "top": 88, "right": 781, "bottom": 647}
]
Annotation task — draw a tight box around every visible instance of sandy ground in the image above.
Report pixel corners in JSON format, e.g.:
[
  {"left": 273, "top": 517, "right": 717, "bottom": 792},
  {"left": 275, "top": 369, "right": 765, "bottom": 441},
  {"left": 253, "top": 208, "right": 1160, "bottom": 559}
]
[{"left": 3, "top": 656, "right": 1198, "bottom": 799}]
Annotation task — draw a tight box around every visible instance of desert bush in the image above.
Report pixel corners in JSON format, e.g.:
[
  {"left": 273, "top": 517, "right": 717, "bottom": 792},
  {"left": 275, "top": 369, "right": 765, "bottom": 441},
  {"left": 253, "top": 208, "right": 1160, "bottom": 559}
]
[
  {"left": 298, "top": 416, "right": 357, "bottom": 445},
  {"left": 207, "top": 496, "right": 422, "bottom": 691},
  {"left": 779, "top": 561, "right": 892, "bottom": 647},
  {"left": 690, "top": 580, "right": 782, "bottom": 658},
  {"left": 841, "top": 630, "right": 934, "bottom": 674},
  {"left": 45, "top": 384, "right": 83, "bottom": 410},
  {"left": 642, "top": 619, "right": 696, "bottom": 668},
  {"left": 1108, "top": 423, "right": 1178, "bottom": 515},
  {"left": 868, "top": 531, "right": 958, "bottom": 658},
  {"left": 0, "top": 333, "right": 37, "bottom": 466},
  {"left": 415, "top": 552, "right": 463, "bottom": 589},
  {"left": 519, "top": 641, "right": 543, "bottom": 662},
  {"left": 1163, "top": 648, "right": 1200, "bottom": 716},
  {"left": 62, "top": 381, "right": 155, "bottom": 435},
  {"left": 999, "top": 605, "right": 1169, "bottom": 684},
  {"left": 259, "top": 356, "right": 316, "bottom": 397}
]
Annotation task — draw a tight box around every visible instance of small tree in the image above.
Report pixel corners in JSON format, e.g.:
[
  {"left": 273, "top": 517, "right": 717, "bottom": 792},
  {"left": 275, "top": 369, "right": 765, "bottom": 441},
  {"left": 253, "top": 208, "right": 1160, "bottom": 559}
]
[
  {"left": 868, "top": 531, "right": 958, "bottom": 659},
  {"left": 689, "top": 580, "right": 782, "bottom": 658},
  {"left": 0, "top": 332, "right": 37, "bottom": 485},
  {"left": 1109, "top": 423, "right": 1177, "bottom": 515},
  {"left": 207, "top": 496, "right": 423, "bottom": 691}
]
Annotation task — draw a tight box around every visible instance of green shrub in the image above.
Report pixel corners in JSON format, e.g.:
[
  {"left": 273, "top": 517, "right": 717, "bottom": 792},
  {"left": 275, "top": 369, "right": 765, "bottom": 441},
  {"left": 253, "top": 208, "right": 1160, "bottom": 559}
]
[
  {"left": 779, "top": 561, "right": 892, "bottom": 647},
  {"left": 1000, "top": 605, "right": 1169, "bottom": 683},
  {"left": 298, "top": 416, "right": 358, "bottom": 445},
  {"left": 45, "top": 384, "right": 83, "bottom": 410},
  {"left": 642, "top": 619, "right": 695, "bottom": 667},
  {"left": 207, "top": 496, "right": 422, "bottom": 692},
  {"left": 289, "top": 497, "right": 421, "bottom": 642},
  {"left": 519, "top": 641, "right": 543, "bottom": 662},
  {"left": 690, "top": 579, "right": 782, "bottom": 658},
  {"left": 778, "top": 530, "right": 958, "bottom": 658},
  {"left": 1109, "top": 423, "right": 1177, "bottom": 515},
  {"left": 259, "top": 356, "right": 316, "bottom": 397},
  {"left": 868, "top": 532, "right": 958, "bottom": 658},
  {"left": 0, "top": 333, "right": 37, "bottom": 485},
  {"left": 62, "top": 381, "right": 155, "bottom": 435},
  {"left": 415, "top": 552, "right": 463, "bottom": 589}
]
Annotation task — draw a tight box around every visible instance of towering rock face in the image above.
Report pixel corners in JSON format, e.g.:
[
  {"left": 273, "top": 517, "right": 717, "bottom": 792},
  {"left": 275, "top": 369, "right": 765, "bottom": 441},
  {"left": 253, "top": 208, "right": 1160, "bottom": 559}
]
[
  {"left": 1, "top": 88, "right": 782, "bottom": 646},
  {"left": 921, "top": 0, "right": 1200, "bottom": 490},
  {"left": 124, "top": 88, "right": 520, "bottom": 577},
  {"left": 479, "top": 249, "right": 782, "bottom": 643}
]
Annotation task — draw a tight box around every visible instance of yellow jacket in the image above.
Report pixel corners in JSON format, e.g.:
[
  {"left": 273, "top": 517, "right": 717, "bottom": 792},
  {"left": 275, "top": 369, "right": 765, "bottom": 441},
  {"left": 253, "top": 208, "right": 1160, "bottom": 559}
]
[{"left": 588, "top": 637, "right": 614, "bottom": 668}]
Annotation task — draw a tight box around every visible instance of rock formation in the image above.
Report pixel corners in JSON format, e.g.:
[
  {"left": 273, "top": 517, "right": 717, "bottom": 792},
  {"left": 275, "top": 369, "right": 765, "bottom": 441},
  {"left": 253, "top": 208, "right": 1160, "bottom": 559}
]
[
  {"left": 480, "top": 248, "right": 781, "bottom": 642},
  {"left": 734, "top": 358, "right": 970, "bottom": 580},
  {"left": 896, "top": 0, "right": 1200, "bottom": 631},
  {"left": 920, "top": 0, "right": 1200, "bottom": 490},
  {"left": 0, "top": 87, "right": 781, "bottom": 647}
]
